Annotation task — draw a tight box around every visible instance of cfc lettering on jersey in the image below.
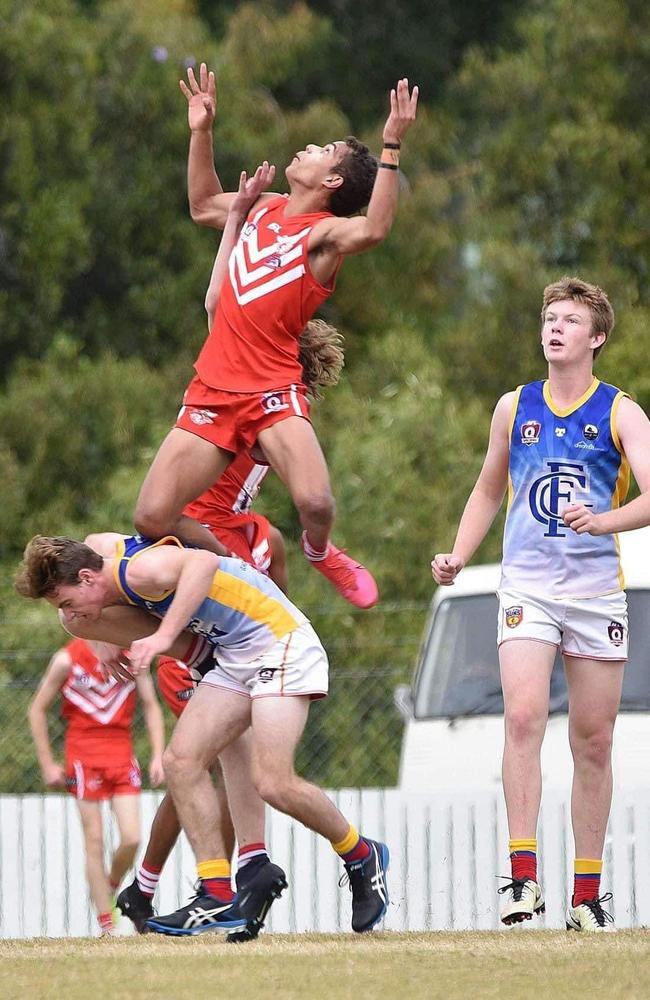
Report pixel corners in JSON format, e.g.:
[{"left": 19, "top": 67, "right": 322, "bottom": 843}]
[{"left": 528, "top": 459, "right": 593, "bottom": 537}]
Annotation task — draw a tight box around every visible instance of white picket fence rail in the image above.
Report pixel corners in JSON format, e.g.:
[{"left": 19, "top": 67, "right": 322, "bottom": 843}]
[{"left": 1, "top": 787, "right": 648, "bottom": 938}]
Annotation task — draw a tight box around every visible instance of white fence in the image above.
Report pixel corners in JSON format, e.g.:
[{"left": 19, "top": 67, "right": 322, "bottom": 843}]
[{"left": 1, "top": 787, "right": 648, "bottom": 938}]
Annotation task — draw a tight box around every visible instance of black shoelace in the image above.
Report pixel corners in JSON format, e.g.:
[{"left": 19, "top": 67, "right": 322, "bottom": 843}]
[
  {"left": 497, "top": 876, "right": 531, "bottom": 902},
  {"left": 580, "top": 892, "right": 614, "bottom": 927}
]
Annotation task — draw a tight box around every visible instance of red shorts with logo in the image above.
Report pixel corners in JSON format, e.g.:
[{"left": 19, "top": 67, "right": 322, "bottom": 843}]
[
  {"left": 65, "top": 753, "right": 141, "bottom": 802},
  {"left": 157, "top": 657, "right": 195, "bottom": 718},
  {"left": 176, "top": 374, "right": 311, "bottom": 453}
]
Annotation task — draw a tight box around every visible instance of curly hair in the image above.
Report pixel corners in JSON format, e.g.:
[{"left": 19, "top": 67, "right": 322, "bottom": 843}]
[
  {"left": 542, "top": 276, "right": 615, "bottom": 359},
  {"left": 328, "top": 137, "right": 378, "bottom": 217},
  {"left": 15, "top": 535, "right": 103, "bottom": 599},
  {"left": 299, "top": 320, "right": 345, "bottom": 399}
]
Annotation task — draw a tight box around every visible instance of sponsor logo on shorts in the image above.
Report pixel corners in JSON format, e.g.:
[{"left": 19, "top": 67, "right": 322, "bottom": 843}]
[
  {"left": 583, "top": 423, "right": 599, "bottom": 440},
  {"left": 261, "top": 391, "right": 289, "bottom": 414},
  {"left": 175, "top": 688, "right": 194, "bottom": 702},
  {"left": 87, "top": 776, "right": 103, "bottom": 791},
  {"left": 189, "top": 408, "right": 217, "bottom": 425},
  {"left": 607, "top": 620, "right": 625, "bottom": 646},
  {"left": 257, "top": 667, "right": 278, "bottom": 682},
  {"left": 521, "top": 420, "right": 541, "bottom": 445},
  {"left": 505, "top": 606, "right": 524, "bottom": 628}
]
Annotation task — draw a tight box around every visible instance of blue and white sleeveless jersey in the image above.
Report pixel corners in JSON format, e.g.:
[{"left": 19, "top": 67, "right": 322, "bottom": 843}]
[
  {"left": 502, "top": 379, "right": 630, "bottom": 598},
  {"left": 113, "top": 535, "right": 307, "bottom": 664}
]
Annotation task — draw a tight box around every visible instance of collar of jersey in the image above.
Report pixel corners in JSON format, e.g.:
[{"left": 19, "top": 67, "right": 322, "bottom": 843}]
[{"left": 542, "top": 377, "right": 599, "bottom": 417}]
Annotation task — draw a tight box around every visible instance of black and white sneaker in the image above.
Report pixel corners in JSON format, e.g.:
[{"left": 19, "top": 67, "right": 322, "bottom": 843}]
[
  {"left": 116, "top": 879, "right": 154, "bottom": 934},
  {"left": 340, "top": 839, "right": 390, "bottom": 933},
  {"left": 146, "top": 884, "right": 246, "bottom": 936},
  {"left": 566, "top": 893, "right": 615, "bottom": 932},
  {"left": 227, "top": 858, "right": 288, "bottom": 943}
]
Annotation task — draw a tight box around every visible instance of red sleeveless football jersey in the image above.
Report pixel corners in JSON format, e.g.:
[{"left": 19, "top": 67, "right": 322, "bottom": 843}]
[{"left": 194, "top": 196, "right": 337, "bottom": 392}]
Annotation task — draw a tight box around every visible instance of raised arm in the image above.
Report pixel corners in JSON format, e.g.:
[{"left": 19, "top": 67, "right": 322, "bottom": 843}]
[
  {"left": 27, "top": 650, "right": 71, "bottom": 789},
  {"left": 431, "top": 392, "right": 513, "bottom": 585},
  {"left": 310, "top": 78, "right": 419, "bottom": 260},
  {"left": 180, "top": 63, "right": 276, "bottom": 229},
  {"left": 205, "top": 162, "right": 276, "bottom": 328}
]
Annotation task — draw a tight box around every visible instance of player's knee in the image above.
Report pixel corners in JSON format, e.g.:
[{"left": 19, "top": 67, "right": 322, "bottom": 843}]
[
  {"left": 133, "top": 502, "right": 172, "bottom": 541},
  {"left": 294, "top": 489, "right": 335, "bottom": 527},
  {"left": 570, "top": 727, "right": 613, "bottom": 768},
  {"left": 505, "top": 705, "right": 545, "bottom": 745},
  {"left": 253, "top": 771, "right": 293, "bottom": 811},
  {"left": 162, "top": 745, "right": 183, "bottom": 783}
]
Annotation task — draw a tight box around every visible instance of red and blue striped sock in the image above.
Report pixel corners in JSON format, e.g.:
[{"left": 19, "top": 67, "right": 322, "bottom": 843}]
[{"left": 573, "top": 858, "right": 602, "bottom": 906}]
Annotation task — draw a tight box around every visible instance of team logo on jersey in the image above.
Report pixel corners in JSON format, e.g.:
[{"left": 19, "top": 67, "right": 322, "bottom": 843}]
[
  {"left": 257, "top": 668, "right": 277, "bottom": 682},
  {"left": 583, "top": 424, "right": 599, "bottom": 440},
  {"left": 555, "top": 426, "right": 566, "bottom": 438},
  {"left": 189, "top": 408, "right": 216, "bottom": 425},
  {"left": 261, "top": 391, "right": 289, "bottom": 414},
  {"left": 607, "top": 621, "right": 625, "bottom": 646},
  {"left": 521, "top": 420, "right": 541, "bottom": 445},
  {"left": 505, "top": 606, "right": 523, "bottom": 628},
  {"left": 529, "top": 459, "right": 593, "bottom": 537},
  {"left": 268, "top": 222, "right": 282, "bottom": 233}
]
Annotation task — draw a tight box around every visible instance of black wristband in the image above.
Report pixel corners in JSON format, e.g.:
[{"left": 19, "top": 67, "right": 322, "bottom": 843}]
[
  {"left": 383, "top": 141, "right": 401, "bottom": 149},
  {"left": 379, "top": 162, "right": 399, "bottom": 170}
]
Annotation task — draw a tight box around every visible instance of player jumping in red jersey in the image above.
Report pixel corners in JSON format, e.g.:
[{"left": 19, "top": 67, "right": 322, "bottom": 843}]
[
  {"left": 28, "top": 638, "right": 165, "bottom": 935},
  {"left": 134, "top": 63, "right": 418, "bottom": 608}
]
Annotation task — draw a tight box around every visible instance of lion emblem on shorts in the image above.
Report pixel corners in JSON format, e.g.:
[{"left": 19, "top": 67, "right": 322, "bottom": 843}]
[{"left": 505, "top": 606, "right": 523, "bottom": 628}]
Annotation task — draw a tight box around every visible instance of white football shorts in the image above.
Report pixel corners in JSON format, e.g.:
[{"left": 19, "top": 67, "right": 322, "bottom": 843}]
[
  {"left": 201, "top": 621, "right": 329, "bottom": 699},
  {"left": 497, "top": 588, "right": 628, "bottom": 660}
]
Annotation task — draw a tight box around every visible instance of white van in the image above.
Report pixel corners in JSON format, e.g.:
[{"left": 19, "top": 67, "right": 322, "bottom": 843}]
[{"left": 396, "top": 526, "right": 650, "bottom": 790}]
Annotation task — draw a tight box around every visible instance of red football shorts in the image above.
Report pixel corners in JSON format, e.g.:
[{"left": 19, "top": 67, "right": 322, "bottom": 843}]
[
  {"left": 193, "top": 511, "right": 273, "bottom": 575},
  {"left": 157, "top": 656, "right": 195, "bottom": 718},
  {"left": 65, "top": 754, "right": 141, "bottom": 801},
  {"left": 175, "top": 375, "right": 311, "bottom": 453}
]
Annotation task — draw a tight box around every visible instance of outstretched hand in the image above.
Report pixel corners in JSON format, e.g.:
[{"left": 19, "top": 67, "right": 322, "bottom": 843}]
[
  {"left": 179, "top": 61, "right": 216, "bottom": 132},
  {"left": 383, "top": 78, "right": 419, "bottom": 145},
  {"left": 231, "top": 162, "right": 276, "bottom": 216}
]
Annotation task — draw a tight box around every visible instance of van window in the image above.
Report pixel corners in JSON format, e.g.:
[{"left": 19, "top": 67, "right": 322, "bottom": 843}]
[{"left": 413, "top": 590, "right": 650, "bottom": 719}]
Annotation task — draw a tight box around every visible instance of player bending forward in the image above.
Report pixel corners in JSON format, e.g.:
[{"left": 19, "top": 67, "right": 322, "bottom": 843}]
[
  {"left": 432, "top": 277, "right": 650, "bottom": 932},
  {"left": 16, "top": 533, "right": 390, "bottom": 935}
]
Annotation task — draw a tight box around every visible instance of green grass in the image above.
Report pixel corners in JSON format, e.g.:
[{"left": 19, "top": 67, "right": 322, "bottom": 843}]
[{"left": 1, "top": 931, "right": 649, "bottom": 1000}]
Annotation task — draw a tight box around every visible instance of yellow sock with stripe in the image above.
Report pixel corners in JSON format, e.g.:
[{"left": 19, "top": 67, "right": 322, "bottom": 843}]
[
  {"left": 509, "top": 838, "right": 537, "bottom": 882},
  {"left": 573, "top": 858, "right": 602, "bottom": 906},
  {"left": 332, "top": 824, "right": 371, "bottom": 864},
  {"left": 197, "top": 859, "right": 234, "bottom": 902}
]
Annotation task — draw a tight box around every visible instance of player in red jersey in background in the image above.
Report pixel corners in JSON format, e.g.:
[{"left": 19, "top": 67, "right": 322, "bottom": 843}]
[
  {"left": 134, "top": 63, "right": 418, "bottom": 609},
  {"left": 28, "top": 638, "right": 165, "bottom": 935}
]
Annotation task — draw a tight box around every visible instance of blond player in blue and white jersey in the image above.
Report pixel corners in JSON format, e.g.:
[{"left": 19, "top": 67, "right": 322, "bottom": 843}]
[
  {"left": 432, "top": 276, "right": 650, "bottom": 933},
  {"left": 15, "top": 532, "right": 390, "bottom": 936}
]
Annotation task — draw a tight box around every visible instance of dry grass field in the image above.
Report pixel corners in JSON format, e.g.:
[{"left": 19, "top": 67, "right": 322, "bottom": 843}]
[{"left": 1, "top": 930, "right": 648, "bottom": 1000}]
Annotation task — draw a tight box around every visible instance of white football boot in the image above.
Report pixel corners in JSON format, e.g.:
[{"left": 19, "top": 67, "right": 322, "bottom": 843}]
[
  {"left": 566, "top": 893, "right": 615, "bottom": 932},
  {"left": 499, "top": 878, "right": 545, "bottom": 925}
]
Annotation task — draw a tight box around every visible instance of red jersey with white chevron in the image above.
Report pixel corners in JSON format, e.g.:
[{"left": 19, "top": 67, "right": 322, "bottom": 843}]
[
  {"left": 62, "top": 638, "right": 136, "bottom": 764},
  {"left": 194, "top": 195, "right": 336, "bottom": 392}
]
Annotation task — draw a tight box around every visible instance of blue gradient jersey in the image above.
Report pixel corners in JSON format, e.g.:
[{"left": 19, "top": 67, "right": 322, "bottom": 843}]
[
  {"left": 113, "top": 535, "right": 307, "bottom": 665},
  {"left": 502, "top": 379, "right": 630, "bottom": 598}
]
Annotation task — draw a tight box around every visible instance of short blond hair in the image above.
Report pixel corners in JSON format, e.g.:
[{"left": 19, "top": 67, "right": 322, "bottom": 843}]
[
  {"left": 15, "top": 536, "right": 102, "bottom": 599},
  {"left": 299, "top": 320, "right": 345, "bottom": 398},
  {"left": 542, "top": 276, "right": 615, "bottom": 359}
]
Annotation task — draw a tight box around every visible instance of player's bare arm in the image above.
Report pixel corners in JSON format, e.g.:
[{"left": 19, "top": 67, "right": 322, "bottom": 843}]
[
  {"left": 136, "top": 673, "right": 166, "bottom": 786},
  {"left": 181, "top": 62, "right": 277, "bottom": 228},
  {"left": 308, "top": 78, "right": 418, "bottom": 280},
  {"left": 564, "top": 396, "right": 650, "bottom": 535},
  {"left": 205, "top": 162, "right": 277, "bottom": 327},
  {"left": 27, "top": 650, "right": 72, "bottom": 789},
  {"left": 432, "top": 392, "right": 513, "bottom": 586},
  {"left": 126, "top": 547, "right": 220, "bottom": 671}
]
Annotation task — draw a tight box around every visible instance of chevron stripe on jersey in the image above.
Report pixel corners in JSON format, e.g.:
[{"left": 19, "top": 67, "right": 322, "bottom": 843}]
[
  {"left": 194, "top": 195, "right": 337, "bottom": 392},
  {"left": 62, "top": 639, "right": 136, "bottom": 732},
  {"left": 114, "top": 535, "right": 306, "bottom": 664},
  {"left": 502, "top": 378, "right": 630, "bottom": 599}
]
